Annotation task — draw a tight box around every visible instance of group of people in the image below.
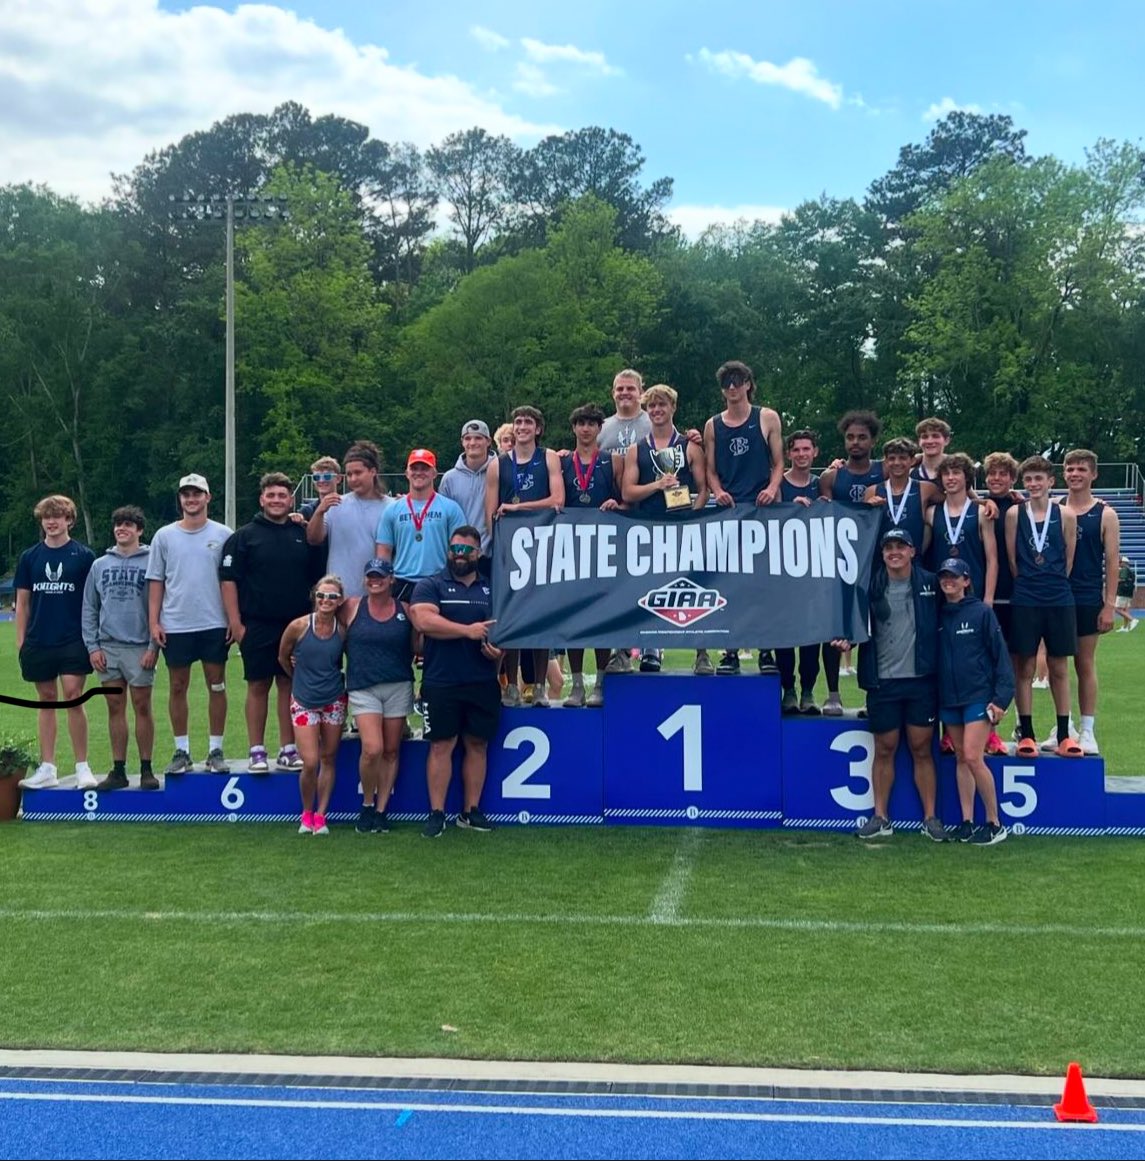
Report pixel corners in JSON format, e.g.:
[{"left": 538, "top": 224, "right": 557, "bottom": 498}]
[{"left": 11, "top": 360, "right": 1132, "bottom": 841}]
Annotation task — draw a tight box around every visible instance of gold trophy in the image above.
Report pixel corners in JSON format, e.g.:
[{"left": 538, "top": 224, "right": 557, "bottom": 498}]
[{"left": 652, "top": 444, "right": 692, "bottom": 510}]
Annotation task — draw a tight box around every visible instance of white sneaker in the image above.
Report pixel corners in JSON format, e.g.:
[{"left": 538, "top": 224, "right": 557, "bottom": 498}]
[
  {"left": 1078, "top": 728, "right": 1100, "bottom": 755},
  {"left": 74, "top": 767, "right": 98, "bottom": 790},
  {"left": 1032, "top": 677, "right": 1050, "bottom": 690},
  {"left": 20, "top": 763, "right": 59, "bottom": 790},
  {"left": 1117, "top": 626, "right": 1129, "bottom": 633},
  {"left": 1039, "top": 721, "right": 1078, "bottom": 752},
  {"left": 1130, "top": 618, "right": 1140, "bottom": 632}
]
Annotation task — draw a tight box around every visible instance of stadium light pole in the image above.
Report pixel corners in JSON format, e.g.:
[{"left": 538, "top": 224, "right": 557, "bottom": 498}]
[{"left": 168, "top": 193, "right": 289, "bottom": 529}]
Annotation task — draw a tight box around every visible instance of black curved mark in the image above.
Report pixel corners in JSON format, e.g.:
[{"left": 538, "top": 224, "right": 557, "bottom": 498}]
[{"left": 0, "top": 687, "right": 125, "bottom": 710}]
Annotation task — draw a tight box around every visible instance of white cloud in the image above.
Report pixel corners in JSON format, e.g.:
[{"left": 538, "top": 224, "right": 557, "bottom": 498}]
[
  {"left": 921, "top": 96, "right": 984, "bottom": 122},
  {"left": 695, "top": 49, "right": 843, "bottom": 109},
  {"left": 513, "top": 62, "right": 561, "bottom": 98},
  {"left": 668, "top": 203, "right": 789, "bottom": 240},
  {"left": 520, "top": 37, "right": 622, "bottom": 76},
  {"left": 0, "top": 0, "right": 559, "bottom": 204},
  {"left": 470, "top": 25, "right": 510, "bottom": 52}
]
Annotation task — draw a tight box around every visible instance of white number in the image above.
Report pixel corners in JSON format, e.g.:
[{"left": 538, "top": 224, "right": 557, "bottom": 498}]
[
  {"left": 1000, "top": 765, "right": 1037, "bottom": 819},
  {"left": 83, "top": 790, "right": 99, "bottom": 813},
  {"left": 501, "top": 727, "right": 551, "bottom": 799},
  {"left": 220, "top": 777, "right": 245, "bottom": 810},
  {"left": 658, "top": 704, "right": 703, "bottom": 792},
  {"left": 829, "top": 729, "right": 874, "bottom": 810}
]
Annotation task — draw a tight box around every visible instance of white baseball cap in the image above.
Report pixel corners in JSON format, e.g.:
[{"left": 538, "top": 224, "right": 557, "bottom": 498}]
[{"left": 178, "top": 473, "right": 210, "bottom": 492}]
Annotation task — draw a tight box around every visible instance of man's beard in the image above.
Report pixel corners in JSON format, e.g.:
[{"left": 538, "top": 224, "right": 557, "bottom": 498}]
[{"left": 448, "top": 558, "right": 477, "bottom": 577}]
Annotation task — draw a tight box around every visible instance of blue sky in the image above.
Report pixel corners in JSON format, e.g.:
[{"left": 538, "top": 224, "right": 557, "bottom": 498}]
[{"left": 2, "top": 0, "right": 1142, "bottom": 234}]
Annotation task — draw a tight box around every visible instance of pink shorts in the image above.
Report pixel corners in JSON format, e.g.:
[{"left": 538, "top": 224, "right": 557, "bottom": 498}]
[{"left": 290, "top": 696, "right": 348, "bottom": 728}]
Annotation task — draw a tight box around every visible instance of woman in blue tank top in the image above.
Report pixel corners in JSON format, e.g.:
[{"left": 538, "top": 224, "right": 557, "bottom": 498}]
[
  {"left": 278, "top": 574, "right": 347, "bottom": 836},
  {"left": 339, "top": 557, "right": 420, "bottom": 833}
]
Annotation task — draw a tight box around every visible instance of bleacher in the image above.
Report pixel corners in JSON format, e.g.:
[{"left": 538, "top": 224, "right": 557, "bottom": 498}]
[{"left": 1096, "top": 486, "right": 1145, "bottom": 592}]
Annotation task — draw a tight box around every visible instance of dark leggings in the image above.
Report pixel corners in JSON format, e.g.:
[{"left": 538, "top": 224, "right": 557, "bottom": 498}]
[
  {"left": 821, "top": 641, "right": 841, "bottom": 694},
  {"left": 776, "top": 646, "right": 821, "bottom": 694}
]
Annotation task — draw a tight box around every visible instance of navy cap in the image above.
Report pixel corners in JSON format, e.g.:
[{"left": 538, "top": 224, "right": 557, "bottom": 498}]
[
  {"left": 881, "top": 528, "right": 915, "bottom": 548},
  {"left": 364, "top": 557, "right": 394, "bottom": 577},
  {"left": 937, "top": 557, "right": 971, "bottom": 578}
]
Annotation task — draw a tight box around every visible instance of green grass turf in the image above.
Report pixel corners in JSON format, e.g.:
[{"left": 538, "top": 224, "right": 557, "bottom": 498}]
[{"left": 2, "top": 824, "right": 1145, "bottom": 1075}]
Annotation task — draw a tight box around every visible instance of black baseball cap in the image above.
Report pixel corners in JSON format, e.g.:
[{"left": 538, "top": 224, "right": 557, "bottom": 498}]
[
  {"left": 938, "top": 557, "right": 971, "bottom": 578},
  {"left": 881, "top": 528, "right": 914, "bottom": 548}
]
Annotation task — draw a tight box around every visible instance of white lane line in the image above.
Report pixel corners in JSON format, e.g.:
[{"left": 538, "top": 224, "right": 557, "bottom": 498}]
[
  {"left": 1, "top": 907, "right": 1144, "bottom": 940},
  {"left": 649, "top": 829, "right": 703, "bottom": 924},
  {"left": 0, "top": 1090, "right": 1138, "bottom": 1131}
]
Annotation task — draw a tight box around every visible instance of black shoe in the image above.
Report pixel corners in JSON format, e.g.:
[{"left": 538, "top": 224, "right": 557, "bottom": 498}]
[
  {"left": 969, "top": 821, "right": 1008, "bottom": 846},
  {"left": 372, "top": 809, "right": 391, "bottom": 834},
  {"left": 639, "top": 650, "right": 662, "bottom": 673},
  {"left": 421, "top": 809, "right": 447, "bottom": 839},
  {"left": 946, "top": 820, "right": 975, "bottom": 843},
  {"left": 716, "top": 650, "right": 740, "bottom": 675},
  {"left": 96, "top": 771, "right": 129, "bottom": 792},
  {"left": 781, "top": 688, "right": 799, "bottom": 715},
  {"left": 757, "top": 650, "right": 779, "bottom": 675},
  {"left": 799, "top": 691, "right": 821, "bottom": 716},
  {"left": 139, "top": 771, "right": 160, "bottom": 791},
  {"left": 355, "top": 805, "right": 376, "bottom": 834},
  {"left": 457, "top": 807, "right": 495, "bottom": 832}
]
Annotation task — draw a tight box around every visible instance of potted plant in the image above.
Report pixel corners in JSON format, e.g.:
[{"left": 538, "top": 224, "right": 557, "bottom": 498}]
[{"left": 0, "top": 735, "right": 37, "bottom": 822}]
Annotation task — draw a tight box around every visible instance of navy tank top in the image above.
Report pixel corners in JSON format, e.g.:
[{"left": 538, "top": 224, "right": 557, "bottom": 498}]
[
  {"left": 877, "top": 480, "right": 926, "bottom": 552},
  {"left": 780, "top": 473, "right": 819, "bottom": 503},
  {"left": 291, "top": 615, "right": 346, "bottom": 708},
  {"left": 1012, "top": 504, "right": 1073, "bottom": 606},
  {"left": 497, "top": 449, "right": 550, "bottom": 505},
  {"left": 831, "top": 460, "right": 884, "bottom": 505},
  {"left": 346, "top": 599, "right": 413, "bottom": 690},
  {"left": 561, "top": 450, "right": 617, "bottom": 508},
  {"left": 910, "top": 461, "right": 942, "bottom": 486},
  {"left": 713, "top": 407, "right": 770, "bottom": 503},
  {"left": 930, "top": 500, "right": 987, "bottom": 598},
  {"left": 991, "top": 493, "right": 1022, "bottom": 604},
  {"left": 1067, "top": 499, "right": 1106, "bottom": 607},
  {"left": 636, "top": 434, "right": 694, "bottom": 516}
]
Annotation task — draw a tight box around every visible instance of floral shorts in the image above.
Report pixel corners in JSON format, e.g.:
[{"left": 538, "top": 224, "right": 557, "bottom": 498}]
[{"left": 290, "top": 695, "right": 348, "bottom": 728}]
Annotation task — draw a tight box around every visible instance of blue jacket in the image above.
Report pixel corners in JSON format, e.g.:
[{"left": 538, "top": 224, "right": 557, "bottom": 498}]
[
  {"left": 857, "top": 563, "right": 940, "bottom": 691},
  {"left": 937, "top": 594, "right": 1015, "bottom": 710}
]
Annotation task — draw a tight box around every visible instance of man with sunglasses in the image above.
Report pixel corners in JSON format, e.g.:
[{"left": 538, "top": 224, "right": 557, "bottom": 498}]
[
  {"left": 147, "top": 474, "right": 233, "bottom": 774},
  {"left": 409, "top": 527, "right": 503, "bottom": 838}
]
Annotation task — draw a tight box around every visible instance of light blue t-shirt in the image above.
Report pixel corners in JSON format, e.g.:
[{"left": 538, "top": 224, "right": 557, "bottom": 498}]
[{"left": 376, "top": 492, "right": 465, "bottom": 579}]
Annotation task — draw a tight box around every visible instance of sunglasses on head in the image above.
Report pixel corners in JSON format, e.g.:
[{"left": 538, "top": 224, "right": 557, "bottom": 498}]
[
  {"left": 448, "top": 544, "right": 478, "bottom": 556},
  {"left": 311, "top": 471, "right": 337, "bottom": 483},
  {"left": 314, "top": 591, "right": 342, "bottom": 601}
]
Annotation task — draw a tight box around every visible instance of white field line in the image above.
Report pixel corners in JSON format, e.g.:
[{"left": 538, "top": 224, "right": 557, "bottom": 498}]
[
  {"left": 0, "top": 1090, "right": 1140, "bottom": 1131},
  {"left": 1, "top": 907, "right": 1144, "bottom": 940},
  {"left": 649, "top": 829, "right": 703, "bottom": 924}
]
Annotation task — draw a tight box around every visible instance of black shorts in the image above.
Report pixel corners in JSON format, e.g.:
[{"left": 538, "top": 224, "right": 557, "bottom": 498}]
[
  {"left": 164, "top": 627, "right": 230, "bottom": 669},
  {"left": 392, "top": 578, "right": 419, "bottom": 603},
  {"left": 1010, "top": 604, "right": 1077, "bottom": 659},
  {"left": 19, "top": 640, "right": 92, "bottom": 684},
  {"left": 992, "top": 603, "right": 1013, "bottom": 650},
  {"left": 1074, "top": 604, "right": 1103, "bottom": 638},
  {"left": 421, "top": 681, "right": 501, "bottom": 742},
  {"left": 239, "top": 618, "right": 291, "bottom": 681},
  {"left": 865, "top": 676, "right": 938, "bottom": 737}
]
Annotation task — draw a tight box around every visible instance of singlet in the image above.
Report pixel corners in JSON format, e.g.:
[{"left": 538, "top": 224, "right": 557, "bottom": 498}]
[
  {"left": 561, "top": 450, "right": 617, "bottom": 508},
  {"left": 497, "top": 449, "right": 550, "bottom": 505},
  {"left": 1066, "top": 499, "right": 1106, "bottom": 607},
  {"left": 990, "top": 493, "right": 1022, "bottom": 604},
  {"left": 346, "top": 599, "right": 413, "bottom": 690},
  {"left": 635, "top": 433, "right": 694, "bottom": 517},
  {"left": 1012, "top": 504, "right": 1073, "bottom": 606},
  {"left": 876, "top": 479, "right": 926, "bottom": 551},
  {"left": 831, "top": 460, "right": 884, "bottom": 506},
  {"left": 930, "top": 500, "right": 987, "bottom": 598},
  {"left": 290, "top": 615, "right": 346, "bottom": 709},
  {"left": 780, "top": 473, "right": 819, "bottom": 503},
  {"left": 713, "top": 407, "right": 770, "bottom": 503}
]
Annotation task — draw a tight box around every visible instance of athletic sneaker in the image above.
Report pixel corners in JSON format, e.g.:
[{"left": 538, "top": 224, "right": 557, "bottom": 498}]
[
  {"left": 1032, "top": 677, "right": 1050, "bottom": 690},
  {"left": 311, "top": 812, "right": 330, "bottom": 835},
  {"left": 298, "top": 810, "right": 314, "bottom": 835},
  {"left": 921, "top": 816, "right": 947, "bottom": 843},
  {"left": 501, "top": 685, "right": 522, "bottom": 708},
  {"left": 586, "top": 685, "right": 605, "bottom": 707},
  {"left": 857, "top": 815, "right": 892, "bottom": 839},
  {"left": 639, "top": 650, "right": 662, "bottom": 673},
  {"left": 164, "top": 749, "right": 193, "bottom": 776},
  {"left": 1130, "top": 618, "right": 1140, "bottom": 632},
  {"left": 716, "top": 650, "right": 740, "bottom": 675},
  {"left": 757, "top": 651, "right": 779, "bottom": 675},
  {"left": 985, "top": 732, "right": 1007, "bottom": 756},
  {"left": 457, "top": 807, "right": 494, "bottom": 832},
  {"left": 799, "top": 692, "right": 821, "bottom": 716},
  {"left": 422, "top": 809, "right": 447, "bottom": 839},
  {"left": 74, "top": 765, "right": 98, "bottom": 790},
  {"left": 822, "top": 692, "right": 843, "bottom": 717},
  {"left": 563, "top": 681, "right": 586, "bottom": 708},
  {"left": 355, "top": 805, "right": 376, "bottom": 833},
  {"left": 946, "top": 820, "right": 975, "bottom": 843},
  {"left": 693, "top": 649, "right": 715, "bottom": 676},
  {"left": 1077, "top": 728, "right": 1100, "bottom": 756},
  {"left": 604, "top": 651, "right": 631, "bottom": 674},
  {"left": 969, "top": 821, "right": 1008, "bottom": 845},
  {"left": 275, "top": 748, "right": 303, "bottom": 771},
  {"left": 96, "top": 771, "right": 129, "bottom": 792},
  {"left": 20, "top": 764, "right": 59, "bottom": 790},
  {"left": 939, "top": 732, "right": 955, "bottom": 755},
  {"left": 140, "top": 772, "right": 160, "bottom": 791},
  {"left": 781, "top": 688, "right": 799, "bottom": 715},
  {"left": 248, "top": 748, "right": 270, "bottom": 774},
  {"left": 372, "top": 810, "right": 391, "bottom": 834},
  {"left": 205, "top": 749, "right": 230, "bottom": 774},
  {"left": 531, "top": 684, "right": 550, "bottom": 707}
]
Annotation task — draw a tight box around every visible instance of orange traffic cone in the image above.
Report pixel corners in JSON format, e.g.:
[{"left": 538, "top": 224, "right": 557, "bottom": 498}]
[{"left": 1053, "top": 1061, "right": 1098, "bottom": 1123}]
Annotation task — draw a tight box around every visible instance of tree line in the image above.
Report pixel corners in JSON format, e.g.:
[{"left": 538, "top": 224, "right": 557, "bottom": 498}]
[{"left": 1, "top": 101, "right": 1143, "bottom": 561}]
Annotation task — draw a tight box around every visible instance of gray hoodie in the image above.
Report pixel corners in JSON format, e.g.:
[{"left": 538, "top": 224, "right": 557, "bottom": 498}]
[
  {"left": 82, "top": 544, "right": 156, "bottom": 649},
  {"left": 439, "top": 453, "right": 494, "bottom": 552}
]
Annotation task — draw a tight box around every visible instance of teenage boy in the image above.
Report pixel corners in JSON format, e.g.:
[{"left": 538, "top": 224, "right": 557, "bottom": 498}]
[
  {"left": 148, "top": 473, "right": 233, "bottom": 774},
  {"left": 221, "top": 473, "right": 321, "bottom": 773},
  {"left": 298, "top": 457, "right": 342, "bottom": 521},
  {"left": 82, "top": 506, "right": 159, "bottom": 790},
  {"left": 598, "top": 368, "right": 652, "bottom": 454},
  {"left": 981, "top": 452, "right": 1024, "bottom": 652},
  {"left": 440, "top": 420, "right": 495, "bottom": 553},
  {"left": 705, "top": 360, "right": 784, "bottom": 676},
  {"left": 15, "top": 495, "right": 96, "bottom": 789},
  {"left": 1005, "top": 456, "right": 1081, "bottom": 757},
  {"left": 485, "top": 406, "right": 565, "bottom": 706},
  {"left": 911, "top": 417, "right": 952, "bottom": 485},
  {"left": 862, "top": 438, "right": 940, "bottom": 553},
  {"left": 1057, "top": 449, "right": 1120, "bottom": 754}
]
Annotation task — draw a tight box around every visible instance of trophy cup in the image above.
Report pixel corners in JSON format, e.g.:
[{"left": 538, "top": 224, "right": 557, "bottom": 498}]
[{"left": 651, "top": 444, "right": 692, "bottom": 510}]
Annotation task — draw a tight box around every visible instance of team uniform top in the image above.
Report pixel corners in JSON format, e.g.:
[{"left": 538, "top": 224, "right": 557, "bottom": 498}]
[
  {"left": 376, "top": 493, "right": 465, "bottom": 580},
  {"left": 561, "top": 451, "right": 617, "bottom": 508},
  {"left": 496, "top": 450, "right": 551, "bottom": 506},
  {"left": 411, "top": 570, "right": 498, "bottom": 687},
  {"left": 1065, "top": 499, "right": 1106, "bottom": 608},
  {"left": 713, "top": 407, "right": 770, "bottom": 503},
  {"left": 910, "top": 461, "right": 942, "bottom": 486},
  {"left": 1011, "top": 504, "right": 1073, "bottom": 606},
  {"left": 635, "top": 434, "right": 695, "bottom": 517},
  {"left": 990, "top": 493, "right": 1022, "bottom": 605},
  {"left": 598, "top": 411, "right": 651, "bottom": 454},
  {"left": 780, "top": 474, "right": 820, "bottom": 503},
  {"left": 219, "top": 514, "right": 321, "bottom": 623},
  {"left": 929, "top": 501, "right": 987, "bottom": 598},
  {"left": 875, "top": 480, "right": 926, "bottom": 550},
  {"left": 15, "top": 540, "right": 96, "bottom": 649},
  {"left": 831, "top": 461, "right": 884, "bottom": 505},
  {"left": 345, "top": 600, "right": 413, "bottom": 689},
  {"left": 146, "top": 520, "right": 232, "bottom": 633}
]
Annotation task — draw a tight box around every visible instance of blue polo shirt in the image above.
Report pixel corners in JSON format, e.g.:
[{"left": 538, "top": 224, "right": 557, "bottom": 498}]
[{"left": 410, "top": 569, "right": 497, "bottom": 686}]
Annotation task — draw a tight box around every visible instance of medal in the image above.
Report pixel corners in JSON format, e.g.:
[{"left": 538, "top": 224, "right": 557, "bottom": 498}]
[
  {"left": 885, "top": 479, "right": 912, "bottom": 527},
  {"left": 578, "top": 493, "right": 591, "bottom": 504},
  {"left": 406, "top": 491, "right": 436, "bottom": 542},
  {"left": 947, "top": 546, "right": 959, "bottom": 557},
  {"left": 1035, "top": 553, "right": 1045, "bottom": 565},
  {"left": 511, "top": 494, "right": 520, "bottom": 504},
  {"left": 1026, "top": 505, "right": 1052, "bottom": 567},
  {"left": 512, "top": 449, "right": 540, "bottom": 506},
  {"left": 415, "top": 533, "right": 423, "bottom": 542},
  {"left": 942, "top": 500, "right": 969, "bottom": 555},
  {"left": 571, "top": 449, "right": 599, "bottom": 508}
]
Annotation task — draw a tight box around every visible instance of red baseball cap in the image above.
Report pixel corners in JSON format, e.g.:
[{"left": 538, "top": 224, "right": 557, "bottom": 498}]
[{"left": 407, "top": 449, "right": 437, "bottom": 469}]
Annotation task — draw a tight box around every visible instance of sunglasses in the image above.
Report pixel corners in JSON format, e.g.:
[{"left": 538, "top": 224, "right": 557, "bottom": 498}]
[
  {"left": 311, "top": 472, "right": 337, "bottom": 483},
  {"left": 448, "top": 544, "right": 478, "bottom": 556},
  {"left": 314, "top": 591, "right": 342, "bottom": 601}
]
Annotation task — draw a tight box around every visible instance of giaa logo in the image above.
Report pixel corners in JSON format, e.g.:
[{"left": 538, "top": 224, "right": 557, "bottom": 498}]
[{"left": 637, "top": 577, "right": 727, "bottom": 626}]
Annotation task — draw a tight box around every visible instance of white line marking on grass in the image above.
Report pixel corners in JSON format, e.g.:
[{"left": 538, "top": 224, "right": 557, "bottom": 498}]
[
  {"left": 0, "top": 1090, "right": 1140, "bottom": 1131},
  {"left": 2, "top": 907, "right": 1145, "bottom": 940},
  {"left": 649, "top": 829, "right": 703, "bottom": 924}
]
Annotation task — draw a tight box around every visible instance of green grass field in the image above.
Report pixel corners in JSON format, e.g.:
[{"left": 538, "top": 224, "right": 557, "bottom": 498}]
[{"left": 3, "top": 619, "right": 1144, "bottom": 1076}]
